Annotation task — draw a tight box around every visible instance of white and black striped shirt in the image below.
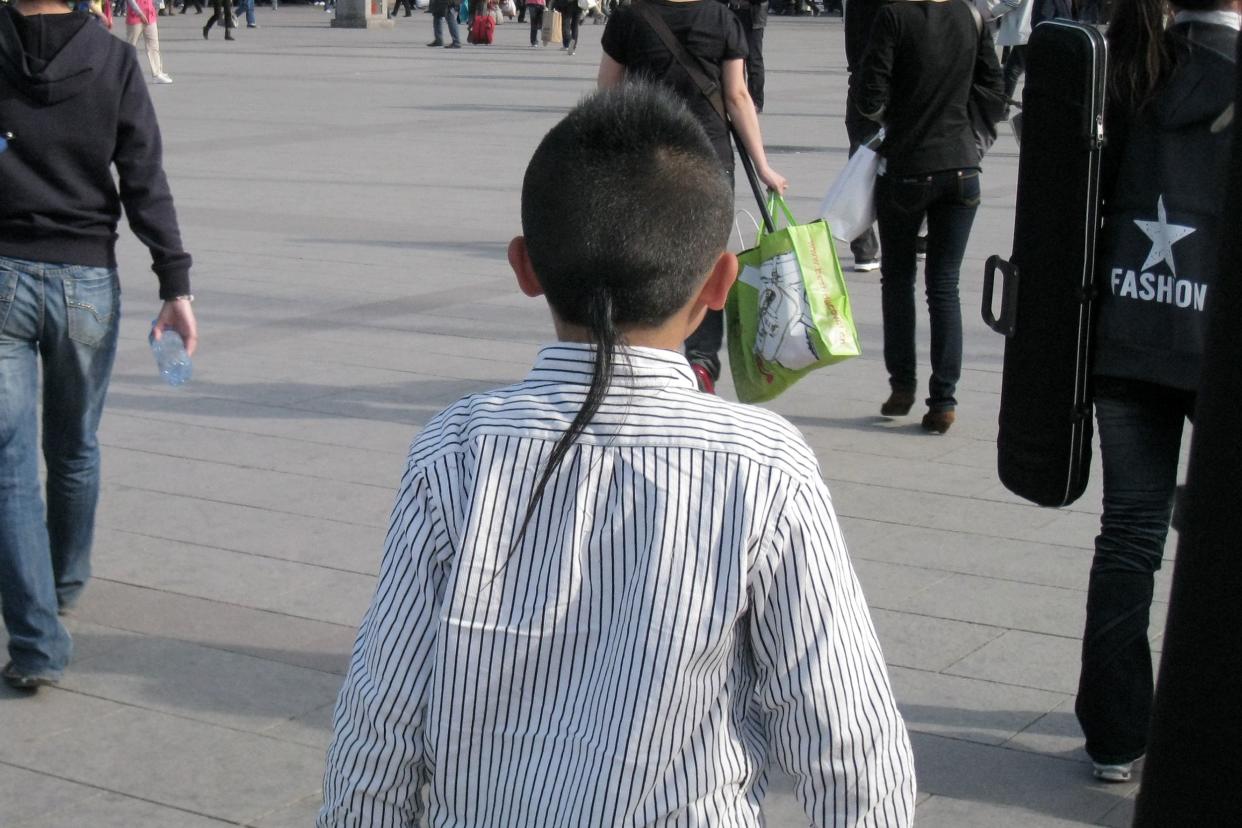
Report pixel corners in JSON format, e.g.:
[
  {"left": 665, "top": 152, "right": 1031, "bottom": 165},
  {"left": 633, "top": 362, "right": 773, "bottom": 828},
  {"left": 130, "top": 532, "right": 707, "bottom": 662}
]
[{"left": 319, "top": 344, "right": 915, "bottom": 827}]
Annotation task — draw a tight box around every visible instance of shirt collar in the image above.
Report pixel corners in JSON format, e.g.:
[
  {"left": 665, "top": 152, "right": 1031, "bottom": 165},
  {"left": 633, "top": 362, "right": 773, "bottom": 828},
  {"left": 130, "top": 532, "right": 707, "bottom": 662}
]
[
  {"left": 527, "top": 343, "right": 699, "bottom": 391},
  {"left": 1174, "top": 10, "right": 1242, "bottom": 31}
]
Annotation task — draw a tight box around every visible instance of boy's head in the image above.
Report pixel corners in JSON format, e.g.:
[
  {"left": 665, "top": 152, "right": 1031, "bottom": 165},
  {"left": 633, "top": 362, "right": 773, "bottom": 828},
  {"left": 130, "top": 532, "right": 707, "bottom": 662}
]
[{"left": 512, "top": 82, "right": 735, "bottom": 336}]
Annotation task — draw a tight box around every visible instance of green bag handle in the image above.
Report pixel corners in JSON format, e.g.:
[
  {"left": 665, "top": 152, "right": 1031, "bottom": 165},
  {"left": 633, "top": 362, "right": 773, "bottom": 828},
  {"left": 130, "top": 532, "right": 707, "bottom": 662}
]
[{"left": 756, "top": 192, "right": 799, "bottom": 241}]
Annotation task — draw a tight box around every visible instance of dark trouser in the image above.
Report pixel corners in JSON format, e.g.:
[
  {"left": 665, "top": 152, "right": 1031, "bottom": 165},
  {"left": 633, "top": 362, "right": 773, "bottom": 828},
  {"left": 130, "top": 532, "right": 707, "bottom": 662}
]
[
  {"left": 560, "top": 6, "right": 580, "bottom": 44},
  {"left": 1003, "top": 44, "right": 1027, "bottom": 102},
  {"left": 875, "top": 168, "right": 979, "bottom": 411},
  {"left": 181, "top": 0, "right": 204, "bottom": 11},
  {"left": 517, "top": 0, "right": 526, "bottom": 20},
  {"left": 391, "top": 0, "right": 414, "bottom": 14},
  {"left": 1076, "top": 378, "right": 1194, "bottom": 765},
  {"left": 684, "top": 166, "right": 735, "bottom": 380},
  {"left": 745, "top": 25, "right": 765, "bottom": 111},
  {"left": 431, "top": 0, "right": 460, "bottom": 42},
  {"left": 528, "top": 5, "right": 543, "bottom": 44},
  {"left": 844, "top": 72, "right": 879, "bottom": 262},
  {"left": 205, "top": 0, "right": 235, "bottom": 29}
]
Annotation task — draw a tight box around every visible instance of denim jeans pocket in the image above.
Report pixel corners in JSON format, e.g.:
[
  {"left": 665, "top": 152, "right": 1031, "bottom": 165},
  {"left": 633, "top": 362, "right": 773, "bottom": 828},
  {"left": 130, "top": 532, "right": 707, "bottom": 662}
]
[
  {"left": 882, "top": 174, "right": 932, "bottom": 216},
  {"left": 62, "top": 267, "right": 119, "bottom": 347},
  {"left": 0, "top": 263, "right": 18, "bottom": 335},
  {"left": 958, "top": 171, "right": 982, "bottom": 208}
]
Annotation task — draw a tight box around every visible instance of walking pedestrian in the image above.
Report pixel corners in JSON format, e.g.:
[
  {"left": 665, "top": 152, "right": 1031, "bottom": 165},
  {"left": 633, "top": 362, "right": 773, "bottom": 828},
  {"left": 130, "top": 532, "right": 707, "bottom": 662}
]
[
  {"left": 525, "top": 0, "right": 544, "bottom": 44},
  {"left": 428, "top": 0, "right": 462, "bottom": 45},
  {"left": 723, "top": 0, "right": 768, "bottom": 113},
  {"left": 126, "top": 0, "right": 172, "bottom": 83},
  {"left": 0, "top": 0, "right": 197, "bottom": 692},
  {"left": 842, "top": 0, "right": 884, "bottom": 271},
  {"left": 855, "top": 0, "right": 1003, "bottom": 434},
  {"left": 554, "top": 0, "right": 581, "bottom": 52},
  {"left": 1076, "top": 0, "right": 1238, "bottom": 785},
  {"left": 202, "top": 0, "right": 235, "bottom": 38}
]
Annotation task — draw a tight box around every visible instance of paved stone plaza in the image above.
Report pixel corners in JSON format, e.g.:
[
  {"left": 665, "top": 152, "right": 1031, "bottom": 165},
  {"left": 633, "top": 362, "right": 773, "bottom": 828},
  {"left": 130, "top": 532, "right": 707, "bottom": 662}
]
[{"left": 0, "top": 7, "right": 1175, "bottom": 826}]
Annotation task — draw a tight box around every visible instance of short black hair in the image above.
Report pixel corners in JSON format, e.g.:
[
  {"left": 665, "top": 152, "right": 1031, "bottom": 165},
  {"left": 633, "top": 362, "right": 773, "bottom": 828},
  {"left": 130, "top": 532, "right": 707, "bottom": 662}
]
[{"left": 521, "top": 81, "right": 734, "bottom": 330}]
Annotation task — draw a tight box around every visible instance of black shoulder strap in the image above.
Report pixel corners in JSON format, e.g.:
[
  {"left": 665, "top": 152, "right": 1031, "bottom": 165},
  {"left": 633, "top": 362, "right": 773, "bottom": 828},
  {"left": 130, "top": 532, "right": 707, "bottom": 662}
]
[
  {"left": 631, "top": 0, "right": 728, "bottom": 122},
  {"left": 630, "top": 0, "right": 775, "bottom": 233}
]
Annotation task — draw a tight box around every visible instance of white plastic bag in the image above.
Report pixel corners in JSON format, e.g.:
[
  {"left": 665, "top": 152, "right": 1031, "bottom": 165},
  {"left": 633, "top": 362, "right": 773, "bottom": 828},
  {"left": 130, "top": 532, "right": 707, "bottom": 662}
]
[{"left": 819, "top": 131, "right": 883, "bottom": 244}]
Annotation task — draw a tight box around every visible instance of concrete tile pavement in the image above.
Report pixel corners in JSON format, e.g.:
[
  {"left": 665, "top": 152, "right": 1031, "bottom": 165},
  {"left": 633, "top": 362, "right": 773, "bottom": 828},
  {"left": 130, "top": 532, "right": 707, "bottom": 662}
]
[{"left": 0, "top": 8, "right": 1179, "bottom": 825}]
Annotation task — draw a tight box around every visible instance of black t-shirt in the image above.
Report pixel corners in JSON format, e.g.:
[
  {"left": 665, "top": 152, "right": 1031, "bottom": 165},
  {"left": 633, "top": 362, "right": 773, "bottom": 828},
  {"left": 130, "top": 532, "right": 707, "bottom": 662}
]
[{"left": 601, "top": 0, "right": 748, "bottom": 170}]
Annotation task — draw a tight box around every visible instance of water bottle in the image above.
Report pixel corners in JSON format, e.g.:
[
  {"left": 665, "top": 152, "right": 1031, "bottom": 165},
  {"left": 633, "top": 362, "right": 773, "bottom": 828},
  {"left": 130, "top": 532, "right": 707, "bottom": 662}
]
[{"left": 149, "top": 324, "right": 192, "bottom": 386}]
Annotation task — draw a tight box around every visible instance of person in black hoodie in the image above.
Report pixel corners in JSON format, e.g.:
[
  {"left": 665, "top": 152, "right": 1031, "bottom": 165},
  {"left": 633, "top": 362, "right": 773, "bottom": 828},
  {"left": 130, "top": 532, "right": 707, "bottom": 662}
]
[
  {"left": 0, "top": 0, "right": 197, "bottom": 691},
  {"left": 1076, "top": 0, "right": 1238, "bottom": 785}
]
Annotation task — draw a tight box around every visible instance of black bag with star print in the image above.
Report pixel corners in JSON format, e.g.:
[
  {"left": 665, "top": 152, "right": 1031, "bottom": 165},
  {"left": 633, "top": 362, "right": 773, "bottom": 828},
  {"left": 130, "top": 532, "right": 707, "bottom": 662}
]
[{"left": 980, "top": 20, "right": 1107, "bottom": 507}]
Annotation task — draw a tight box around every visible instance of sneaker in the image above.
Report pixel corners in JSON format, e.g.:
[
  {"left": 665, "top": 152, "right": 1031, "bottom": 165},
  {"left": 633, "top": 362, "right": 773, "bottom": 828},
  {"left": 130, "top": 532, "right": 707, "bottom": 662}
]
[
  {"left": 153, "top": 73, "right": 173, "bottom": 83},
  {"left": 1092, "top": 762, "right": 1134, "bottom": 783},
  {"left": 568, "top": 39, "right": 576, "bottom": 55},
  {"left": 247, "top": 22, "right": 258, "bottom": 27},
  {"left": 880, "top": 390, "right": 915, "bottom": 417},
  {"left": 529, "top": 42, "right": 538, "bottom": 47},
  {"left": 426, "top": 39, "right": 444, "bottom": 46},
  {"left": 2, "top": 661, "right": 59, "bottom": 691},
  {"left": 690, "top": 363, "right": 716, "bottom": 395},
  {"left": 921, "top": 409, "right": 955, "bottom": 434},
  {"left": 915, "top": 235, "right": 928, "bottom": 261},
  {"left": 854, "top": 258, "right": 879, "bottom": 273},
  {"left": 445, "top": 41, "right": 461, "bottom": 48}
]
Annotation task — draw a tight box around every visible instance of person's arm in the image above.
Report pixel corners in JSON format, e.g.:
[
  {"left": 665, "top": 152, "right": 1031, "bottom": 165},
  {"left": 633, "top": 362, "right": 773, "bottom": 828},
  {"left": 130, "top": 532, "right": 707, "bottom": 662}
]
[
  {"left": 855, "top": 6, "right": 899, "bottom": 124},
  {"left": 597, "top": 52, "right": 625, "bottom": 88},
  {"left": 748, "top": 477, "right": 916, "bottom": 827},
  {"left": 722, "top": 58, "right": 787, "bottom": 192},
  {"left": 113, "top": 56, "right": 197, "bottom": 351},
  {"left": 319, "top": 464, "right": 453, "bottom": 827},
  {"left": 975, "top": 20, "right": 1004, "bottom": 97}
]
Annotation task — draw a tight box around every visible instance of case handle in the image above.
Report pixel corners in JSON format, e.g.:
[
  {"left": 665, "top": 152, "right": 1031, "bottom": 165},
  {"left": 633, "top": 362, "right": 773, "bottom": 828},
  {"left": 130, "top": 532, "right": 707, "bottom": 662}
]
[{"left": 982, "top": 255, "right": 1020, "bottom": 337}]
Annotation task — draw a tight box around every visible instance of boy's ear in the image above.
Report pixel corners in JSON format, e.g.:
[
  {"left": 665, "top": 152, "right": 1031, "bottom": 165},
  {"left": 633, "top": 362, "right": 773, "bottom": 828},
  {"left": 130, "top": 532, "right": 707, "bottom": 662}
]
[
  {"left": 508, "top": 236, "right": 544, "bottom": 298},
  {"left": 699, "top": 251, "right": 738, "bottom": 311}
]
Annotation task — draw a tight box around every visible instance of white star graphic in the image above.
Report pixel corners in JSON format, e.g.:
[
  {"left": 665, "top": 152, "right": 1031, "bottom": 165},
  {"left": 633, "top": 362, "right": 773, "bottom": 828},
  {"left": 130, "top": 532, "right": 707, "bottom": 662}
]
[{"left": 1133, "top": 195, "right": 1196, "bottom": 277}]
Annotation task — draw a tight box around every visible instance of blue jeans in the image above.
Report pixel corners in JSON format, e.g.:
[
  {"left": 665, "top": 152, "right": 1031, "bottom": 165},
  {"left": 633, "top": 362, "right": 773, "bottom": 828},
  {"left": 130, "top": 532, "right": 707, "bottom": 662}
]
[
  {"left": 433, "top": 0, "right": 461, "bottom": 43},
  {"left": 875, "top": 168, "right": 980, "bottom": 411},
  {"left": 0, "top": 256, "right": 120, "bottom": 677},
  {"left": 235, "top": 0, "right": 255, "bottom": 24},
  {"left": 1076, "top": 377, "right": 1194, "bottom": 765}
]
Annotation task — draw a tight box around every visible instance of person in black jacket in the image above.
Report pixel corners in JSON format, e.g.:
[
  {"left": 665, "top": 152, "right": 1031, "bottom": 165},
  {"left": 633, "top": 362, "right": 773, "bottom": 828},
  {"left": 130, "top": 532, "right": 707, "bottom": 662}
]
[
  {"left": 842, "top": 0, "right": 885, "bottom": 270},
  {"left": 856, "top": 0, "right": 1003, "bottom": 433},
  {"left": 1075, "top": 0, "right": 1238, "bottom": 785},
  {"left": 0, "top": 0, "right": 197, "bottom": 691}
]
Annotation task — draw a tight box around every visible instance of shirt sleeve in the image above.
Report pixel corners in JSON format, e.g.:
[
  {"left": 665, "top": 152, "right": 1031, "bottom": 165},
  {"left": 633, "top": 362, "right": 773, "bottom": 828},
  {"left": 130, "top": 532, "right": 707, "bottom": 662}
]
[
  {"left": 113, "top": 53, "right": 193, "bottom": 299},
  {"left": 855, "top": 6, "right": 899, "bottom": 123},
  {"left": 318, "top": 462, "right": 454, "bottom": 828},
  {"left": 722, "top": 7, "right": 748, "bottom": 60},
  {"left": 748, "top": 478, "right": 916, "bottom": 828},
  {"left": 600, "top": 9, "right": 630, "bottom": 65}
]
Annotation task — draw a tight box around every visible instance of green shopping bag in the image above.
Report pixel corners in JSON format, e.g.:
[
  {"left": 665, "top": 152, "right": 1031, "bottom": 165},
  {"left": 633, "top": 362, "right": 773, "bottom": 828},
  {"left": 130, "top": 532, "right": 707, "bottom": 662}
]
[{"left": 725, "top": 193, "right": 861, "bottom": 404}]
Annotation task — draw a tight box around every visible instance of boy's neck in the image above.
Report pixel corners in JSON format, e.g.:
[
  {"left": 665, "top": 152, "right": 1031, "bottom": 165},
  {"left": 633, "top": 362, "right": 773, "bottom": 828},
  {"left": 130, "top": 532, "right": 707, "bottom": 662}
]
[{"left": 552, "top": 319, "right": 690, "bottom": 353}]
